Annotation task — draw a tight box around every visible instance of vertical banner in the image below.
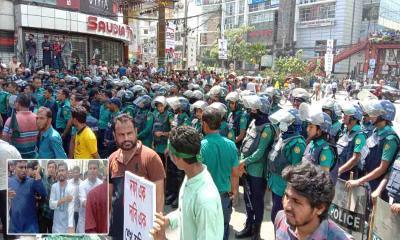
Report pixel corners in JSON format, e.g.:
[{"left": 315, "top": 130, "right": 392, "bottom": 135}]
[
  {"left": 371, "top": 198, "right": 400, "bottom": 239},
  {"left": 124, "top": 171, "right": 156, "bottom": 240},
  {"left": 328, "top": 179, "right": 368, "bottom": 240},
  {"left": 165, "top": 22, "right": 176, "bottom": 63},
  {"left": 218, "top": 39, "right": 228, "bottom": 60}
]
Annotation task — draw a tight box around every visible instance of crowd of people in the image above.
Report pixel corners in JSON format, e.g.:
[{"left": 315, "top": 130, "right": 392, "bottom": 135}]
[
  {"left": 0, "top": 56, "right": 399, "bottom": 240},
  {"left": 7, "top": 159, "right": 107, "bottom": 235}
]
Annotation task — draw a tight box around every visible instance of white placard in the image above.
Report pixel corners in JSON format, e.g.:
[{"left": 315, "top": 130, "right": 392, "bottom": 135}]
[
  {"left": 326, "top": 39, "right": 334, "bottom": 54},
  {"left": 124, "top": 171, "right": 156, "bottom": 240}
]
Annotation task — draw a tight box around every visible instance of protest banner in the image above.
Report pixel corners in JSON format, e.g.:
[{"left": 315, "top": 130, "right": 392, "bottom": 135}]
[
  {"left": 124, "top": 171, "right": 156, "bottom": 240},
  {"left": 370, "top": 197, "right": 400, "bottom": 240},
  {"left": 328, "top": 179, "right": 368, "bottom": 240}
]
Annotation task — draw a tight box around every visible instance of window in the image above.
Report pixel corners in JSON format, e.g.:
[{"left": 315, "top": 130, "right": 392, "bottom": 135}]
[
  {"left": 238, "top": 15, "right": 244, "bottom": 26},
  {"left": 225, "top": 16, "right": 235, "bottom": 29},
  {"left": 200, "top": 33, "right": 208, "bottom": 45},
  {"left": 299, "top": 2, "right": 335, "bottom": 22},
  {"left": 249, "top": 11, "right": 274, "bottom": 25},
  {"left": 239, "top": 0, "right": 245, "bottom": 14},
  {"left": 144, "top": 29, "right": 149, "bottom": 34},
  {"left": 226, "top": 2, "right": 235, "bottom": 16}
]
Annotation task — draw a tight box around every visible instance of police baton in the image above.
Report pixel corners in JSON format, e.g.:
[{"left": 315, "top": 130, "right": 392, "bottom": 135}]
[
  {"left": 242, "top": 175, "right": 254, "bottom": 212},
  {"left": 347, "top": 171, "right": 354, "bottom": 210}
]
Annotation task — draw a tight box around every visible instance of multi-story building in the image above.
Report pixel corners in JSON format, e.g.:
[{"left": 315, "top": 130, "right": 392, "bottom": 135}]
[{"left": 295, "top": 0, "right": 400, "bottom": 76}]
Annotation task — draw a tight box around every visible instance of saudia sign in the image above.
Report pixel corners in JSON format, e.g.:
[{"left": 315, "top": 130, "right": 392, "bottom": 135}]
[{"left": 87, "top": 16, "right": 133, "bottom": 41}]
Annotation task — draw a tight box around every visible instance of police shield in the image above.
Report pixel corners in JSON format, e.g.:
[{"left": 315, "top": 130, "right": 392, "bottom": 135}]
[
  {"left": 328, "top": 179, "right": 368, "bottom": 240},
  {"left": 371, "top": 197, "right": 400, "bottom": 240}
]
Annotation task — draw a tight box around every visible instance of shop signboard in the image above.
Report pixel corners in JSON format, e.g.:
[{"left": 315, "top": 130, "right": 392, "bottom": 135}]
[
  {"left": 87, "top": 16, "right": 134, "bottom": 42},
  {"left": 324, "top": 53, "right": 334, "bottom": 74},
  {"left": 328, "top": 179, "right": 368, "bottom": 240},
  {"left": 124, "top": 171, "right": 155, "bottom": 240},
  {"left": 80, "top": 0, "right": 118, "bottom": 18},
  {"left": 371, "top": 197, "right": 400, "bottom": 240},
  {"left": 56, "top": 0, "right": 80, "bottom": 10}
]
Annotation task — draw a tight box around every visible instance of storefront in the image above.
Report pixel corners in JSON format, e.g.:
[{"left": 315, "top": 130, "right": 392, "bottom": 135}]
[{"left": 15, "top": 4, "right": 133, "bottom": 68}]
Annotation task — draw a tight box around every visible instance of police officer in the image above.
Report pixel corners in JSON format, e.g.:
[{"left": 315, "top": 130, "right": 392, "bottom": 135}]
[
  {"left": 360, "top": 107, "right": 376, "bottom": 138},
  {"left": 291, "top": 88, "right": 310, "bottom": 139},
  {"left": 226, "top": 91, "right": 248, "bottom": 148},
  {"left": 97, "top": 89, "right": 112, "bottom": 158},
  {"left": 104, "top": 97, "right": 122, "bottom": 156},
  {"left": 302, "top": 110, "right": 337, "bottom": 183},
  {"left": 55, "top": 88, "right": 72, "bottom": 153},
  {"left": 336, "top": 104, "right": 367, "bottom": 180},
  {"left": 167, "top": 96, "right": 191, "bottom": 128},
  {"left": 152, "top": 96, "right": 175, "bottom": 205},
  {"left": 236, "top": 95, "right": 274, "bottom": 240},
  {"left": 263, "top": 87, "right": 282, "bottom": 114},
  {"left": 386, "top": 157, "right": 400, "bottom": 211},
  {"left": 133, "top": 95, "right": 153, "bottom": 147},
  {"left": 346, "top": 100, "right": 400, "bottom": 203},
  {"left": 321, "top": 98, "right": 342, "bottom": 142},
  {"left": 267, "top": 108, "right": 306, "bottom": 223},
  {"left": 121, "top": 89, "right": 136, "bottom": 117},
  {"left": 190, "top": 100, "right": 208, "bottom": 134},
  {"left": 207, "top": 85, "right": 227, "bottom": 104}
]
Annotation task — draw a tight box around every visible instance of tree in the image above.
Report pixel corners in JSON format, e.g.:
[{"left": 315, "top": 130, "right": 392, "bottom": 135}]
[
  {"left": 245, "top": 43, "right": 268, "bottom": 70},
  {"left": 273, "top": 50, "right": 308, "bottom": 85},
  {"left": 224, "top": 26, "right": 254, "bottom": 65}
]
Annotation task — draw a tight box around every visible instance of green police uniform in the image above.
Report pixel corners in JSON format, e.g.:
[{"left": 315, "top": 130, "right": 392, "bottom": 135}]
[
  {"left": 56, "top": 99, "right": 71, "bottom": 130},
  {"left": 191, "top": 118, "right": 202, "bottom": 134},
  {"left": 267, "top": 138, "right": 305, "bottom": 197},
  {"left": 0, "top": 90, "right": 10, "bottom": 115},
  {"left": 122, "top": 104, "right": 135, "bottom": 118},
  {"left": 241, "top": 124, "right": 275, "bottom": 178},
  {"left": 309, "top": 138, "right": 335, "bottom": 169},
  {"left": 380, "top": 125, "right": 399, "bottom": 162},
  {"left": 270, "top": 104, "right": 281, "bottom": 115},
  {"left": 33, "top": 88, "right": 45, "bottom": 107},
  {"left": 350, "top": 124, "right": 367, "bottom": 153},
  {"left": 98, "top": 104, "right": 111, "bottom": 130},
  {"left": 138, "top": 111, "right": 154, "bottom": 147},
  {"left": 153, "top": 110, "right": 173, "bottom": 153}
]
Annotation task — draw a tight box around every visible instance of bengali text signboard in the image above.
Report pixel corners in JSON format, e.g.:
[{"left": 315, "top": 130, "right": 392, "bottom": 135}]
[{"left": 124, "top": 171, "right": 155, "bottom": 240}]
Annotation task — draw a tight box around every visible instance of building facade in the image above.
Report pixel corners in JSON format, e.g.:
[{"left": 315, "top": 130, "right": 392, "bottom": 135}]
[{"left": 0, "top": 0, "right": 132, "bottom": 68}]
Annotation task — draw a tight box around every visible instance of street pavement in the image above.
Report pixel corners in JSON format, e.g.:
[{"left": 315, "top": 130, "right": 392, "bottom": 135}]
[{"left": 167, "top": 90, "right": 400, "bottom": 240}]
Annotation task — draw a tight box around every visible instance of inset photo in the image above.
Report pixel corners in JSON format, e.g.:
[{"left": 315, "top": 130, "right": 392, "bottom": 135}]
[{"left": 7, "top": 159, "right": 109, "bottom": 236}]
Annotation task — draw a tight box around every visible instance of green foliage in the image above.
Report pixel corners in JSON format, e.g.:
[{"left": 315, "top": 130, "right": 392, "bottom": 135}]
[
  {"left": 244, "top": 43, "right": 268, "bottom": 69},
  {"left": 273, "top": 50, "right": 308, "bottom": 84}
]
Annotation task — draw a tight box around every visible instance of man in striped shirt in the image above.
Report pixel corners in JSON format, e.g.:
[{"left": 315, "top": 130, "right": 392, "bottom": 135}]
[{"left": 2, "top": 93, "right": 38, "bottom": 159}]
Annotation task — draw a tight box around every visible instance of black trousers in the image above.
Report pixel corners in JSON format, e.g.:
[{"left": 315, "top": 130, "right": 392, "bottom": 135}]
[{"left": 157, "top": 153, "right": 184, "bottom": 196}]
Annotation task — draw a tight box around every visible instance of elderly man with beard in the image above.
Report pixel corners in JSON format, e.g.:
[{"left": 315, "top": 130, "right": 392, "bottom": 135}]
[
  {"left": 108, "top": 113, "right": 166, "bottom": 240},
  {"left": 49, "top": 161, "right": 75, "bottom": 233}
]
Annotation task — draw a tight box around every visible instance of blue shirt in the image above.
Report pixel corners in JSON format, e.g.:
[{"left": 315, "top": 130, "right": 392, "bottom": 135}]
[
  {"left": 8, "top": 176, "right": 47, "bottom": 233},
  {"left": 38, "top": 127, "right": 67, "bottom": 159}
]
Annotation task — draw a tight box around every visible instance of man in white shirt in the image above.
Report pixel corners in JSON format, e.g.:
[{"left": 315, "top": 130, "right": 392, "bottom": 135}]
[
  {"left": 49, "top": 161, "right": 75, "bottom": 233},
  {"left": 0, "top": 140, "right": 21, "bottom": 239},
  {"left": 77, "top": 160, "right": 102, "bottom": 233},
  {"left": 67, "top": 166, "right": 81, "bottom": 231},
  {"left": 246, "top": 78, "right": 257, "bottom": 93}
]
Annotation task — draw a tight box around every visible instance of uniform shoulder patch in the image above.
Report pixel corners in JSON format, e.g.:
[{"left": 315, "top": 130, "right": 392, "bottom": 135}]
[
  {"left": 384, "top": 143, "right": 390, "bottom": 151},
  {"left": 355, "top": 138, "right": 362, "bottom": 145},
  {"left": 261, "top": 131, "right": 268, "bottom": 138},
  {"left": 294, "top": 146, "right": 301, "bottom": 154},
  {"left": 228, "top": 132, "right": 233, "bottom": 139},
  {"left": 320, "top": 154, "right": 327, "bottom": 161}
]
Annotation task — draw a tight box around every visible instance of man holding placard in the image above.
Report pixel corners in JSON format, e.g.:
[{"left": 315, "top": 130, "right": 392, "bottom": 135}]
[
  {"left": 109, "top": 114, "right": 165, "bottom": 240},
  {"left": 151, "top": 126, "right": 224, "bottom": 240}
]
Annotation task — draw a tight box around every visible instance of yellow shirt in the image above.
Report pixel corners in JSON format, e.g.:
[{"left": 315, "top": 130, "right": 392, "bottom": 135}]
[{"left": 74, "top": 126, "right": 98, "bottom": 159}]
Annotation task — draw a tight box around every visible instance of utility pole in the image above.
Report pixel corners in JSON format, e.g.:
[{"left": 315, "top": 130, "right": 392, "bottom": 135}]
[
  {"left": 347, "top": 0, "right": 356, "bottom": 77},
  {"left": 182, "top": 0, "right": 189, "bottom": 70},
  {"left": 157, "top": 4, "right": 166, "bottom": 68},
  {"left": 220, "top": 1, "right": 225, "bottom": 71}
]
